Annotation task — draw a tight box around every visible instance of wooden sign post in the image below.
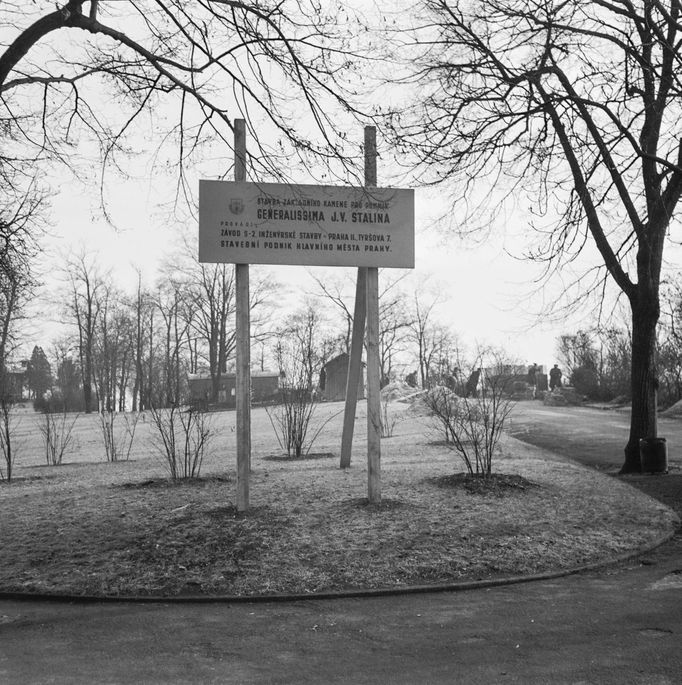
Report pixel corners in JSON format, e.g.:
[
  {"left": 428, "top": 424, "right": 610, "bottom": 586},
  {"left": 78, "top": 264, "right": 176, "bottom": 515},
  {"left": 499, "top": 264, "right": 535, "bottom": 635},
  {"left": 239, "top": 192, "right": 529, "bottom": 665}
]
[
  {"left": 234, "top": 119, "right": 251, "bottom": 512},
  {"left": 340, "top": 127, "right": 381, "bottom": 503},
  {"left": 198, "top": 125, "right": 413, "bottom": 512},
  {"left": 340, "top": 126, "right": 376, "bottom": 469},
  {"left": 364, "top": 126, "right": 381, "bottom": 502},
  {"left": 366, "top": 264, "right": 381, "bottom": 503}
]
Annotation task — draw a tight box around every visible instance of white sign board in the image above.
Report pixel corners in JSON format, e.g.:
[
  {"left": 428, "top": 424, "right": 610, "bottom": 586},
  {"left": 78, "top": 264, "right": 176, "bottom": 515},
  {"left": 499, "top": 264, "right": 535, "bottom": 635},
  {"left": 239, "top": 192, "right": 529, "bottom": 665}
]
[{"left": 199, "top": 180, "right": 414, "bottom": 268}]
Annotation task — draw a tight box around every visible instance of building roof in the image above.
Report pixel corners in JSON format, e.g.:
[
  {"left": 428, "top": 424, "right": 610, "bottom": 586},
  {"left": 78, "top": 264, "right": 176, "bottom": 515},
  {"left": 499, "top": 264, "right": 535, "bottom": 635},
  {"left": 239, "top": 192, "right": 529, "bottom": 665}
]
[
  {"left": 322, "top": 352, "right": 364, "bottom": 371},
  {"left": 187, "top": 370, "right": 280, "bottom": 381}
]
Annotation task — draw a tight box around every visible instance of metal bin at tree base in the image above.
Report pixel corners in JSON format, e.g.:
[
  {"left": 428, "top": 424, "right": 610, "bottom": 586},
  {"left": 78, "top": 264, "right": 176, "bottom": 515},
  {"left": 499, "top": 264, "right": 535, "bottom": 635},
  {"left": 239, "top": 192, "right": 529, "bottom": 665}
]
[{"left": 639, "top": 437, "right": 668, "bottom": 474}]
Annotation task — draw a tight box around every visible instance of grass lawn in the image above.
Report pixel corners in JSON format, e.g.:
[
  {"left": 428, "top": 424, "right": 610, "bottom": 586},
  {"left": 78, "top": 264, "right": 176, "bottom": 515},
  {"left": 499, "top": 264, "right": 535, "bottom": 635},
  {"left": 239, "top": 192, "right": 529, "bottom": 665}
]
[{"left": 0, "top": 400, "right": 677, "bottom": 598}]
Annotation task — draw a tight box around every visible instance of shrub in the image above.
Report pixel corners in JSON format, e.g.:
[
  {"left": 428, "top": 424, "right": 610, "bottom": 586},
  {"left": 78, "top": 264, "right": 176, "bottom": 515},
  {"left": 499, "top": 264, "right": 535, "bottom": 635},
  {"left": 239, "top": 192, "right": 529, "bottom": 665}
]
[
  {"left": 0, "top": 400, "right": 19, "bottom": 482},
  {"left": 571, "top": 365, "right": 600, "bottom": 399},
  {"left": 425, "top": 359, "right": 515, "bottom": 477},
  {"left": 265, "top": 385, "right": 342, "bottom": 458},
  {"left": 39, "top": 409, "right": 79, "bottom": 466},
  {"left": 33, "top": 392, "right": 85, "bottom": 414},
  {"left": 266, "top": 387, "right": 318, "bottom": 458},
  {"left": 99, "top": 410, "right": 140, "bottom": 462},
  {"left": 149, "top": 405, "right": 212, "bottom": 479},
  {"left": 380, "top": 395, "right": 398, "bottom": 438}
]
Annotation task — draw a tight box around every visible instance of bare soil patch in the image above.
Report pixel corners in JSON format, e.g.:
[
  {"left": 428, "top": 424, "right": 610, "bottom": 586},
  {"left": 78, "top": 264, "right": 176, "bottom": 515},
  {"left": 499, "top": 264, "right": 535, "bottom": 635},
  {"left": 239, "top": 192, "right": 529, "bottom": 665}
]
[
  {"left": 262, "top": 452, "right": 336, "bottom": 461},
  {"left": 428, "top": 473, "right": 538, "bottom": 496},
  {"left": 0, "top": 401, "right": 676, "bottom": 598}
]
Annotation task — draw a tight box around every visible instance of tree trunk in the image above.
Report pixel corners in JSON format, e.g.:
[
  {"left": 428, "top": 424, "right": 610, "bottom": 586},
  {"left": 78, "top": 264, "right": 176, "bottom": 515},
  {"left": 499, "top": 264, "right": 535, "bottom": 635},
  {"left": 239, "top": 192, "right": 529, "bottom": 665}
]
[
  {"left": 209, "top": 329, "right": 220, "bottom": 403},
  {"left": 621, "top": 297, "right": 659, "bottom": 473},
  {"left": 84, "top": 352, "right": 93, "bottom": 413},
  {"left": 146, "top": 316, "right": 154, "bottom": 409}
]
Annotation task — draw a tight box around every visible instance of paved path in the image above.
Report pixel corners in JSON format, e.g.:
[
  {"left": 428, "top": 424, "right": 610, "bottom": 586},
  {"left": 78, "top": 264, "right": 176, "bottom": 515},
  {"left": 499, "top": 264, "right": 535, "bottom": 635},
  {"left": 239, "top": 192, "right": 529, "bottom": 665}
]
[
  {"left": 508, "top": 401, "right": 682, "bottom": 521},
  {"left": 508, "top": 401, "right": 682, "bottom": 473},
  {"left": 1, "top": 403, "right": 681, "bottom": 684},
  {"left": 1, "top": 544, "right": 681, "bottom": 684}
]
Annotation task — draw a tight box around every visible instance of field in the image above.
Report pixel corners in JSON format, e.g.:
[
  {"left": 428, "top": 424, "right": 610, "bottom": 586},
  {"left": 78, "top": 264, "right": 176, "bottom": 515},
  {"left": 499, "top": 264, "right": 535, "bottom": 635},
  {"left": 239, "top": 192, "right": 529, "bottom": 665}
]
[{"left": 0, "top": 399, "right": 677, "bottom": 598}]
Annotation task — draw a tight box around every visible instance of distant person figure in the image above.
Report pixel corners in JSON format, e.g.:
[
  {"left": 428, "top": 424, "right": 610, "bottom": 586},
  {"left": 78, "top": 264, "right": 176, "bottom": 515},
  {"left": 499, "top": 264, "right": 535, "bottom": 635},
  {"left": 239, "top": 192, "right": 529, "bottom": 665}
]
[
  {"left": 464, "top": 368, "right": 481, "bottom": 398},
  {"left": 549, "top": 364, "right": 563, "bottom": 390},
  {"left": 528, "top": 363, "right": 539, "bottom": 383},
  {"left": 528, "top": 363, "right": 539, "bottom": 398}
]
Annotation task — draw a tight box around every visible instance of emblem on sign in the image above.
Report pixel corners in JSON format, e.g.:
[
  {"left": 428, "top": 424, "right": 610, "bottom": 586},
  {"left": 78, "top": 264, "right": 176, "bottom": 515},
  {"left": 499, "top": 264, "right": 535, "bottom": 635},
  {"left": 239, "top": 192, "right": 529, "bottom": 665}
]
[{"left": 229, "top": 198, "right": 245, "bottom": 215}]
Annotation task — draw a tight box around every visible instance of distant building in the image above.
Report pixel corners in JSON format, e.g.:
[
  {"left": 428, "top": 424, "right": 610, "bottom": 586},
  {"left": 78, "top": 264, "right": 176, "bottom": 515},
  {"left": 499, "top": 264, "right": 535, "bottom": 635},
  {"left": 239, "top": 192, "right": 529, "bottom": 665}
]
[
  {"left": 187, "top": 371, "right": 280, "bottom": 408},
  {"left": 319, "top": 353, "right": 365, "bottom": 402},
  {"left": 1, "top": 361, "right": 29, "bottom": 402}
]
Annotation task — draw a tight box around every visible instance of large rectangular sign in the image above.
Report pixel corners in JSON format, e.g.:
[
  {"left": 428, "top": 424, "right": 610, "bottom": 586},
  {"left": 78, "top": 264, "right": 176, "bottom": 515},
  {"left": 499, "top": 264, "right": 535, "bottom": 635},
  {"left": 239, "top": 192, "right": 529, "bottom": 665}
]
[{"left": 199, "top": 180, "right": 414, "bottom": 268}]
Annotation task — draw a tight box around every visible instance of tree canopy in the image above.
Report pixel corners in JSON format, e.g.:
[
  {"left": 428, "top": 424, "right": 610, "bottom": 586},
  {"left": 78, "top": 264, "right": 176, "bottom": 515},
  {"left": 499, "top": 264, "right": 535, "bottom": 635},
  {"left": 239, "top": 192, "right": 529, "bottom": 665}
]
[
  {"left": 0, "top": 0, "right": 368, "bottom": 195},
  {"left": 0, "top": 0, "right": 369, "bottom": 399},
  {"left": 387, "top": 0, "right": 682, "bottom": 471},
  {"left": 0, "top": 185, "right": 41, "bottom": 375}
]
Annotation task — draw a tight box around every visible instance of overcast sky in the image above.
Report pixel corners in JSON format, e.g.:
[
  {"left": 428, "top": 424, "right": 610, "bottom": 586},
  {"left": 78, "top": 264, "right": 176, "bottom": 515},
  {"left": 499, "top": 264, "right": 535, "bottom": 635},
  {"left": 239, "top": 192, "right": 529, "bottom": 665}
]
[{"left": 34, "top": 161, "right": 583, "bottom": 371}]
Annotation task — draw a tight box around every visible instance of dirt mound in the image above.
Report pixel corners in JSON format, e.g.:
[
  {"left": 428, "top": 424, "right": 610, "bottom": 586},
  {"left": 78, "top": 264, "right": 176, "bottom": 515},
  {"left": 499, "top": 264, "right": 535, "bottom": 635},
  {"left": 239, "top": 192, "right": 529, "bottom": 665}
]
[
  {"left": 405, "top": 390, "right": 431, "bottom": 416},
  {"left": 381, "top": 381, "right": 417, "bottom": 402},
  {"left": 662, "top": 399, "right": 682, "bottom": 417},
  {"left": 543, "top": 387, "right": 583, "bottom": 406},
  {"left": 404, "top": 385, "right": 462, "bottom": 417}
]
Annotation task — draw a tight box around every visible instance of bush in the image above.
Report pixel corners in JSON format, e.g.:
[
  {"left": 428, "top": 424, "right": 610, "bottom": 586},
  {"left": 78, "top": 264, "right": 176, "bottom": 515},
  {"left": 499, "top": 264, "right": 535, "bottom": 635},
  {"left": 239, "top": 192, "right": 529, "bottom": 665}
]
[
  {"left": 33, "top": 392, "right": 85, "bottom": 414},
  {"left": 265, "top": 387, "right": 319, "bottom": 458},
  {"left": 424, "top": 364, "right": 515, "bottom": 477},
  {"left": 571, "top": 366, "right": 600, "bottom": 399},
  {"left": 0, "top": 400, "right": 19, "bottom": 482},
  {"left": 149, "top": 405, "right": 213, "bottom": 479},
  {"left": 99, "top": 410, "right": 139, "bottom": 462},
  {"left": 380, "top": 395, "right": 398, "bottom": 438},
  {"left": 39, "top": 409, "right": 79, "bottom": 466}
]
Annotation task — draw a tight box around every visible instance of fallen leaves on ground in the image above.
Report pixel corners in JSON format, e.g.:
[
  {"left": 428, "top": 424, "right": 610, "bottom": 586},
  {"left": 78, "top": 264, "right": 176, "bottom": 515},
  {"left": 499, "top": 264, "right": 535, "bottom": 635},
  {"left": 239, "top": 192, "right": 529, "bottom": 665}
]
[{"left": 0, "top": 403, "right": 676, "bottom": 597}]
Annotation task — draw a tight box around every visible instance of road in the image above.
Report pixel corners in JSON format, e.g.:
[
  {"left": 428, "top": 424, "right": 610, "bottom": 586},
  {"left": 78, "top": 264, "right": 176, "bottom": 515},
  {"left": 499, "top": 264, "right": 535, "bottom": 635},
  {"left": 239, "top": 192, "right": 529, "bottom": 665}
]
[
  {"left": 508, "top": 402, "right": 682, "bottom": 519},
  {"left": 508, "top": 401, "right": 682, "bottom": 472},
  {"left": 1, "top": 550, "right": 681, "bottom": 685}
]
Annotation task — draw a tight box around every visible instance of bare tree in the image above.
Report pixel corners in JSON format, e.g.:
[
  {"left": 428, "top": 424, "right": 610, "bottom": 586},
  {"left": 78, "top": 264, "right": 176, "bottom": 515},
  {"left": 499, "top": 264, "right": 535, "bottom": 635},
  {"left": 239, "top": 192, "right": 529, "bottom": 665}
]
[
  {"left": 558, "top": 326, "right": 631, "bottom": 400},
  {"left": 0, "top": 0, "right": 369, "bottom": 204},
  {"left": 313, "top": 269, "right": 413, "bottom": 384},
  {"left": 93, "top": 285, "right": 135, "bottom": 412},
  {"left": 170, "top": 239, "right": 276, "bottom": 402},
  {"left": 599, "top": 327, "right": 632, "bottom": 400},
  {"left": 0, "top": 399, "right": 19, "bottom": 482},
  {"left": 557, "top": 331, "right": 599, "bottom": 382},
  {"left": 0, "top": 253, "right": 31, "bottom": 379},
  {"left": 377, "top": 273, "right": 413, "bottom": 386},
  {"left": 425, "top": 349, "right": 515, "bottom": 477},
  {"left": 267, "top": 305, "right": 335, "bottom": 458},
  {"left": 659, "top": 279, "right": 682, "bottom": 407},
  {"left": 64, "top": 254, "right": 107, "bottom": 413},
  {"left": 388, "top": 0, "right": 682, "bottom": 472},
  {"left": 0, "top": 186, "right": 42, "bottom": 378},
  {"left": 129, "top": 272, "right": 155, "bottom": 411},
  {"left": 407, "top": 291, "right": 455, "bottom": 389},
  {"left": 93, "top": 285, "right": 114, "bottom": 411},
  {"left": 312, "top": 273, "right": 355, "bottom": 354},
  {"left": 0, "top": 191, "right": 34, "bottom": 476},
  {"left": 287, "top": 303, "right": 333, "bottom": 391},
  {"left": 183, "top": 262, "right": 235, "bottom": 403},
  {"left": 154, "top": 278, "right": 190, "bottom": 406}
]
